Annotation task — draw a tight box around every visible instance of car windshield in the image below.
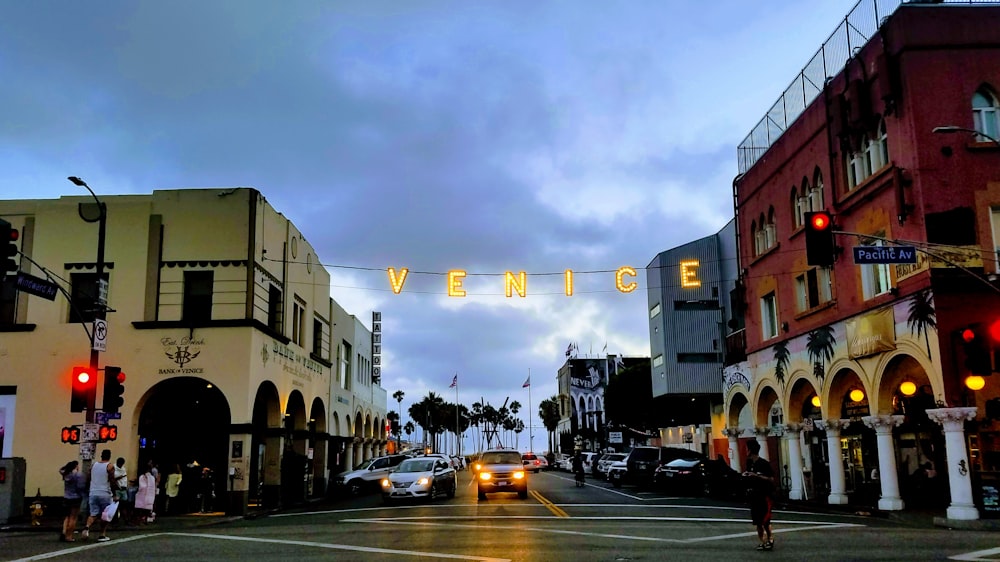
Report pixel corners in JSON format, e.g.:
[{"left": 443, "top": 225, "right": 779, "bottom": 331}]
[
  {"left": 607, "top": 454, "right": 625, "bottom": 462},
  {"left": 396, "top": 459, "right": 435, "bottom": 473},
  {"left": 666, "top": 458, "right": 700, "bottom": 468},
  {"left": 352, "top": 459, "right": 372, "bottom": 470},
  {"left": 481, "top": 452, "right": 522, "bottom": 464}
]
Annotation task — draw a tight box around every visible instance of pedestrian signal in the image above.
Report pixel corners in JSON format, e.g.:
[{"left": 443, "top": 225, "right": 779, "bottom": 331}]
[
  {"left": 61, "top": 426, "right": 82, "bottom": 444},
  {"left": 98, "top": 424, "right": 118, "bottom": 443}
]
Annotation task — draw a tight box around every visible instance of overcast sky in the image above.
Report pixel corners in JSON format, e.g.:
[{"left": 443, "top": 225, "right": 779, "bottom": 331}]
[{"left": 1, "top": 0, "right": 860, "bottom": 450}]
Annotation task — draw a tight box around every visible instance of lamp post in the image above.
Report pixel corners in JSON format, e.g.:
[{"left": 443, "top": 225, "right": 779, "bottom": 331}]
[
  {"left": 932, "top": 125, "right": 1000, "bottom": 147},
  {"left": 67, "top": 177, "right": 106, "bottom": 427}
]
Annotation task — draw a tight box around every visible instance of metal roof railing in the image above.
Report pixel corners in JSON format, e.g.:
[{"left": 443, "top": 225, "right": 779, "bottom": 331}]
[{"left": 736, "top": 0, "right": 999, "bottom": 174}]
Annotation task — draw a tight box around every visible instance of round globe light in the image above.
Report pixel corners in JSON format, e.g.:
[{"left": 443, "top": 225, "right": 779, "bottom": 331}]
[
  {"left": 900, "top": 381, "right": 917, "bottom": 396},
  {"left": 850, "top": 389, "right": 865, "bottom": 402},
  {"left": 966, "top": 375, "right": 986, "bottom": 391},
  {"left": 811, "top": 395, "right": 821, "bottom": 408}
]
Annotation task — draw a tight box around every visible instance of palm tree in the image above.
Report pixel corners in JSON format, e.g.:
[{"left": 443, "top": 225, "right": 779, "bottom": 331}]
[
  {"left": 409, "top": 392, "right": 446, "bottom": 452},
  {"left": 806, "top": 325, "right": 836, "bottom": 381},
  {"left": 539, "top": 397, "right": 560, "bottom": 454},
  {"left": 907, "top": 289, "right": 937, "bottom": 358},
  {"left": 513, "top": 419, "right": 525, "bottom": 449},
  {"left": 773, "top": 341, "right": 790, "bottom": 387},
  {"left": 392, "top": 390, "right": 405, "bottom": 452},
  {"left": 404, "top": 421, "right": 414, "bottom": 446}
]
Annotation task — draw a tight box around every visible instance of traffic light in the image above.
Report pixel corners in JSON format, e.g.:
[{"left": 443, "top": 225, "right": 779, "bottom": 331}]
[
  {"left": 804, "top": 211, "right": 835, "bottom": 267},
  {"left": 71, "top": 366, "right": 96, "bottom": 413},
  {"left": 103, "top": 366, "right": 126, "bottom": 413},
  {"left": 98, "top": 424, "right": 118, "bottom": 443},
  {"left": 61, "top": 426, "right": 82, "bottom": 444},
  {"left": 960, "top": 324, "right": 993, "bottom": 376},
  {"left": 0, "top": 218, "right": 18, "bottom": 282}
]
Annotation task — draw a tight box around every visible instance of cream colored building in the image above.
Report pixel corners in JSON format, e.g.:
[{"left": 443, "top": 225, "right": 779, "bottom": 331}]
[{"left": 0, "top": 188, "right": 387, "bottom": 514}]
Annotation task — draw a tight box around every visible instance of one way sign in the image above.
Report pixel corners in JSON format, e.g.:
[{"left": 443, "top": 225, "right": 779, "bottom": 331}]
[{"left": 852, "top": 245, "right": 918, "bottom": 264}]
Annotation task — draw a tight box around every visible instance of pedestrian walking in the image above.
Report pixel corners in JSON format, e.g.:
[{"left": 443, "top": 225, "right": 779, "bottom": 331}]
[
  {"left": 572, "top": 452, "right": 585, "bottom": 487},
  {"left": 59, "top": 460, "right": 86, "bottom": 542},
  {"left": 743, "top": 440, "right": 775, "bottom": 551},
  {"left": 83, "top": 449, "right": 116, "bottom": 542},
  {"left": 113, "top": 457, "right": 129, "bottom": 525},
  {"left": 165, "top": 464, "right": 183, "bottom": 514},
  {"left": 135, "top": 462, "right": 157, "bottom": 524}
]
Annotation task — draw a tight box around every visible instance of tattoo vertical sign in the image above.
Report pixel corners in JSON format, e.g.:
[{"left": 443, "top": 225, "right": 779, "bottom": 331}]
[{"left": 372, "top": 311, "right": 382, "bottom": 385}]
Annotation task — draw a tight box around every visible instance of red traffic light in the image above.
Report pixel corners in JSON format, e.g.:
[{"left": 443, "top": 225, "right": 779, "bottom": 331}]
[
  {"left": 6, "top": 229, "right": 16, "bottom": 242},
  {"left": 116, "top": 371, "right": 126, "bottom": 383},
  {"left": 810, "top": 212, "right": 831, "bottom": 231},
  {"left": 962, "top": 328, "right": 976, "bottom": 344}
]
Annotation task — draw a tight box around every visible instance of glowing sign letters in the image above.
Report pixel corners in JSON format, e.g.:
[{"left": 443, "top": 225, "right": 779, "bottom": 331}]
[
  {"left": 679, "top": 260, "right": 701, "bottom": 288},
  {"left": 380, "top": 264, "right": 698, "bottom": 297}
]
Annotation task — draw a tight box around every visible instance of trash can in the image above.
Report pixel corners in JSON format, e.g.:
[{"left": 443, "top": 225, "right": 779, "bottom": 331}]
[{"left": 0, "top": 457, "right": 26, "bottom": 524}]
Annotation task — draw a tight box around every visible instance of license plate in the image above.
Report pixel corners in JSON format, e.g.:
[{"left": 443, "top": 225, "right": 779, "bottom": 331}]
[
  {"left": 497, "top": 481, "right": 508, "bottom": 486},
  {"left": 664, "top": 473, "right": 674, "bottom": 477}
]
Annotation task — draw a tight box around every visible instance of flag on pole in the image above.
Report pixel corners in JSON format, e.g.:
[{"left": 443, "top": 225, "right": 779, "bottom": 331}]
[
  {"left": 522, "top": 376, "right": 530, "bottom": 388},
  {"left": 602, "top": 342, "right": 608, "bottom": 353},
  {"left": 449, "top": 374, "right": 458, "bottom": 388},
  {"left": 565, "top": 342, "right": 573, "bottom": 357}
]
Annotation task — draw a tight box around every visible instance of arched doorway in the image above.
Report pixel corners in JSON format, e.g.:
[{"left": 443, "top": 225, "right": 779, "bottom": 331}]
[
  {"left": 250, "top": 382, "right": 281, "bottom": 509},
  {"left": 137, "top": 376, "right": 230, "bottom": 514},
  {"left": 829, "top": 367, "right": 876, "bottom": 502}
]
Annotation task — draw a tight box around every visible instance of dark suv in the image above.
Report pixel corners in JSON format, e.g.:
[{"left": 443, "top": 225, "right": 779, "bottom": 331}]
[
  {"left": 477, "top": 449, "right": 528, "bottom": 499},
  {"left": 609, "top": 446, "right": 705, "bottom": 488}
]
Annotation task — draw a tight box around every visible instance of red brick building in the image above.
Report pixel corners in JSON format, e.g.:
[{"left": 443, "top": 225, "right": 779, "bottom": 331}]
[{"left": 723, "top": 1, "right": 1000, "bottom": 522}]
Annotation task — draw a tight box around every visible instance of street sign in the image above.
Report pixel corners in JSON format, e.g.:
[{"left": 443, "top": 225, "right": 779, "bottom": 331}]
[
  {"left": 608, "top": 431, "right": 623, "bottom": 444},
  {"left": 853, "top": 245, "right": 918, "bottom": 264},
  {"left": 97, "top": 278, "right": 109, "bottom": 306},
  {"left": 95, "top": 411, "right": 121, "bottom": 424},
  {"left": 15, "top": 272, "right": 58, "bottom": 301},
  {"left": 92, "top": 318, "right": 108, "bottom": 351}
]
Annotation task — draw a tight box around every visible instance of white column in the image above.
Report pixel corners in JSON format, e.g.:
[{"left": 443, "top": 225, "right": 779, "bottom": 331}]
[
  {"left": 782, "top": 424, "right": 805, "bottom": 500},
  {"left": 817, "top": 419, "right": 851, "bottom": 505},
  {"left": 862, "top": 415, "right": 905, "bottom": 511},
  {"left": 722, "top": 427, "right": 743, "bottom": 472},
  {"left": 753, "top": 427, "right": 771, "bottom": 461},
  {"left": 927, "top": 407, "right": 980, "bottom": 521}
]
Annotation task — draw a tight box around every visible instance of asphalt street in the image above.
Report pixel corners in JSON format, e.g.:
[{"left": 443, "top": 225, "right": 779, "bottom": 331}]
[{"left": 4, "top": 469, "right": 1000, "bottom": 561}]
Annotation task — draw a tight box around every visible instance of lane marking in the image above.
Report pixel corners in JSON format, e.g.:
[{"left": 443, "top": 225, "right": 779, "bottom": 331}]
[
  {"left": 11, "top": 534, "right": 159, "bottom": 561},
  {"left": 344, "top": 516, "right": 860, "bottom": 544},
  {"left": 15, "top": 532, "right": 511, "bottom": 562},
  {"left": 530, "top": 490, "right": 569, "bottom": 517},
  {"left": 951, "top": 547, "right": 1000, "bottom": 561}
]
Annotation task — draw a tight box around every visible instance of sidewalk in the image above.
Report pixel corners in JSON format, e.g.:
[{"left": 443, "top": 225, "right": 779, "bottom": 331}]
[
  {"left": 778, "top": 497, "right": 1000, "bottom": 531},
  {"left": 1, "top": 507, "right": 251, "bottom": 536}
]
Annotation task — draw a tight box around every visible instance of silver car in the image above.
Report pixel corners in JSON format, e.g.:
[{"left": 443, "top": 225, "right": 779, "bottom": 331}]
[
  {"left": 334, "top": 454, "right": 408, "bottom": 496},
  {"left": 381, "top": 457, "right": 457, "bottom": 504},
  {"left": 596, "top": 453, "right": 626, "bottom": 479}
]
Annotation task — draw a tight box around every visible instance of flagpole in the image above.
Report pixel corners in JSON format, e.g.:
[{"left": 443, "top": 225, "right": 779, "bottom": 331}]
[
  {"left": 527, "top": 368, "right": 533, "bottom": 453},
  {"left": 455, "top": 373, "right": 460, "bottom": 457}
]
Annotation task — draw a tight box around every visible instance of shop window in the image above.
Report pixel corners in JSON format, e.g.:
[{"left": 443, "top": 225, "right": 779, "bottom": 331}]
[
  {"left": 267, "top": 284, "right": 283, "bottom": 333},
  {"left": 795, "top": 267, "right": 832, "bottom": 312},
  {"left": 313, "top": 318, "right": 323, "bottom": 357},
  {"left": 182, "top": 271, "right": 213, "bottom": 324},
  {"left": 292, "top": 295, "right": 305, "bottom": 347}
]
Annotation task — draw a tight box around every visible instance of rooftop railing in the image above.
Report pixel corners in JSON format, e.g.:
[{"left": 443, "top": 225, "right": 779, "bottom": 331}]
[{"left": 736, "top": 0, "right": 999, "bottom": 174}]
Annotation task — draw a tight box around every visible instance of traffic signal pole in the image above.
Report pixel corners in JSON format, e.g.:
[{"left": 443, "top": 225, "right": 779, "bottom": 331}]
[{"left": 69, "top": 177, "right": 107, "bottom": 474}]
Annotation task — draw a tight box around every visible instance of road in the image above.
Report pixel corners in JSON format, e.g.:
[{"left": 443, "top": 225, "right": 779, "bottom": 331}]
[{"left": 5, "top": 469, "right": 1000, "bottom": 561}]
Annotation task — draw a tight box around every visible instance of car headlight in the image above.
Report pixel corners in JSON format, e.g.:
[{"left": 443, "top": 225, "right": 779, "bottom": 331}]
[
  {"left": 417, "top": 477, "right": 429, "bottom": 486},
  {"left": 381, "top": 479, "right": 390, "bottom": 488},
  {"left": 513, "top": 471, "right": 525, "bottom": 480},
  {"left": 474, "top": 464, "right": 481, "bottom": 472},
  {"left": 479, "top": 472, "right": 492, "bottom": 481}
]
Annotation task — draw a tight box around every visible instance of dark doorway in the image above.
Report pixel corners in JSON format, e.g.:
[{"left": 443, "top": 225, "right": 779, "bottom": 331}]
[{"left": 137, "top": 377, "right": 230, "bottom": 514}]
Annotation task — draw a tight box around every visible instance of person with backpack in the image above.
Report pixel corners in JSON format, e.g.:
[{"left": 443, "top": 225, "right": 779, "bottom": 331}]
[{"left": 59, "top": 460, "right": 86, "bottom": 542}]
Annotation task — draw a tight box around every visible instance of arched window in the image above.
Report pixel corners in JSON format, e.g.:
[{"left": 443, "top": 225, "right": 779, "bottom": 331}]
[
  {"left": 765, "top": 207, "right": 776, "bottom": 249},
  {"left": 791, "top": 187, "right": 803, "bottom": 229},
  {"left": 751, "top": 220, "right": 760, "bottom": 256},
  {"left": 973, "top": 88, "right": 1000, "bottom": 141},
  {"left": 811, "top": 169, "right": 824, "bottom": 211}
]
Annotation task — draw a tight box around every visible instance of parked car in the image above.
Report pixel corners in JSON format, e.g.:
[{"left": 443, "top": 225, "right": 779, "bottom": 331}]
[
  {"left": 334, "top": 454, "right": 408, "bottom": 496},
  {"left": 381, "top": 456, "right": 457, "bottom": 504},
  {"left": 609, "top": 447, "right": 705, "bottom": 488},
  {"left": 477, "top": 449, "right": 528, "bottom": 499},
  {"left": 522, "top": 452, "right": 546, "bottom": 473},
  {"left": 654, "top": 457, "right": 742, "bottom": 499},
  {"left": 596, "top": 453, "right": 626, "bottom": 480},
  {"left": 553, "top": 454, "right": 572, "bottom": 471}
]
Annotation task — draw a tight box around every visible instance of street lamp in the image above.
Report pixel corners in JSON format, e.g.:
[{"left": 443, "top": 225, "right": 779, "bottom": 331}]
[
  {"left": 932, "top": 125, "right": 1000, "bottom": 147},
  {"left": 67, "top": 176, "right": 107, "bottom": 426}
]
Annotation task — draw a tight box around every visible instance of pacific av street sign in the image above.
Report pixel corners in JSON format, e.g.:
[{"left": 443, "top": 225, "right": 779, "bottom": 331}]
[{"left": 852, "top": 245, "right": 918, "bottom": 264}]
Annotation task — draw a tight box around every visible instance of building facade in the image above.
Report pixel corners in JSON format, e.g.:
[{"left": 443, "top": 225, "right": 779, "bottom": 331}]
[
  {"left": 727, "top": 1, "right": 1000, "bottom": 521},
  {"left": 646, "top": 219, "right": 741, "bottom": 458},
  {"left": 0, "top": 188, "right": 387, "bottom": 514}
]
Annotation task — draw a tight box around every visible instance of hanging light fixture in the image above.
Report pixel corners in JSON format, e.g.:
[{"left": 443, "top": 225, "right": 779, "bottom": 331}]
[
  {"left": 811, "top": 395, "right": 821, "bottom": 408},
  {"left": 850, "top": 388, "right": 865, "bottom": 402},
  {"left": 966, "top": 375, "right": 986, "bottom": 391},
  {"left": 899, "top": 381, "right": 916, "bottom": 396}
]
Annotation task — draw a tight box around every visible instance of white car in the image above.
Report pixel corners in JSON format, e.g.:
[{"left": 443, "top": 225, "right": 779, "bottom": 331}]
[
  {"left": 381, "top": 457, "right": 457, "bottom": 504},
  {"left": 596, "top": 453, "right": 626, "bottom": 479}
]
